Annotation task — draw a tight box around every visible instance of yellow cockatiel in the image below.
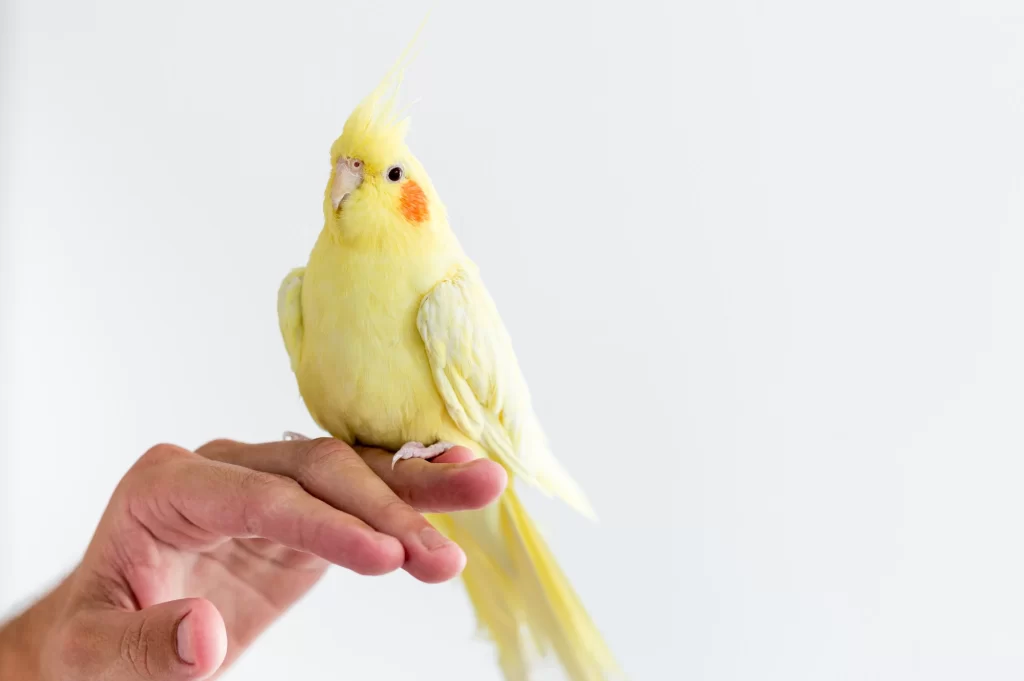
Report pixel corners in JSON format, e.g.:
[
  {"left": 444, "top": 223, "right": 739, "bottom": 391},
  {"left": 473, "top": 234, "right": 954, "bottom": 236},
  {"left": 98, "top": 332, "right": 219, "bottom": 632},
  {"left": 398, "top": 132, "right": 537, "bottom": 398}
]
[{"left": 277, "top": 51, "right": 619, "bottom": 681}]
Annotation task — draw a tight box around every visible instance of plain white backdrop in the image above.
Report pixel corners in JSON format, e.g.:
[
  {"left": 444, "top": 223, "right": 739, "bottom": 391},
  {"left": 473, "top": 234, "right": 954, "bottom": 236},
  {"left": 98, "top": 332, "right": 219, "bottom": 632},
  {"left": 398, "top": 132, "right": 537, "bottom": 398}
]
[{"left": 2, "top": 0, "right": 1024, "bottom": 679}]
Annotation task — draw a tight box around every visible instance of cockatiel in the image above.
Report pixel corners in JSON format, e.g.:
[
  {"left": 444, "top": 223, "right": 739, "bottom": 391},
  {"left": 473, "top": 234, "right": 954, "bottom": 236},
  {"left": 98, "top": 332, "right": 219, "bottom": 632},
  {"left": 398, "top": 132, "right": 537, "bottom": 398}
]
[{"left": 277, "top": 46, "right": 619, "bottom": 681}]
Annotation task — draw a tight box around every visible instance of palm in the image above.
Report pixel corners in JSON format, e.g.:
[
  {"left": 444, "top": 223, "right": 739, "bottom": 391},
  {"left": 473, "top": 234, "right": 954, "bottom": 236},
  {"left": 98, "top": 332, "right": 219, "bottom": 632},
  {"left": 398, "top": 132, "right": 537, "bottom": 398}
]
[
  {"left": 194, "top": 540, "right": 326, "bottom": 666},
  {"left": 141, "top": 535, "right": 327, "bottom": 672}
]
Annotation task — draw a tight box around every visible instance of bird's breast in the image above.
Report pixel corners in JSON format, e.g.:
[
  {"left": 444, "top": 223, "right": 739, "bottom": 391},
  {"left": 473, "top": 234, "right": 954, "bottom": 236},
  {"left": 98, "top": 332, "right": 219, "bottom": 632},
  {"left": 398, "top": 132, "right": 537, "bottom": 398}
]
[{"left": 295, "top": 247, "right": 456, "bottom": 450}]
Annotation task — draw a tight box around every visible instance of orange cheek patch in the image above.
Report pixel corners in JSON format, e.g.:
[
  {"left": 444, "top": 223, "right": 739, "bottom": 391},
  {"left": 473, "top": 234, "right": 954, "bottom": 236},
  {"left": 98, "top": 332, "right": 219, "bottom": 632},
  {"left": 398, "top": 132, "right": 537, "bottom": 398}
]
[{"left": 400, "top": 180, "right": 429, "bottom": 224}]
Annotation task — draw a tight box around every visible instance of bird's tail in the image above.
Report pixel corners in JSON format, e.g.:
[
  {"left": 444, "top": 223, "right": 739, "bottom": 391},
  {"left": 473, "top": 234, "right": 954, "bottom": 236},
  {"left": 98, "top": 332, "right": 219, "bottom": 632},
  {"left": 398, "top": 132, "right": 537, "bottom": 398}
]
[{"left": 432, "top": 488, "right": 621, "bottom": 681}]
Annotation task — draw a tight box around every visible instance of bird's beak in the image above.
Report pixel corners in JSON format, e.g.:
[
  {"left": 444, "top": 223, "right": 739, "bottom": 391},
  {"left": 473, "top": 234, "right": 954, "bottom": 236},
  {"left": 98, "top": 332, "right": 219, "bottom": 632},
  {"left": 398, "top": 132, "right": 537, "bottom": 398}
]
[{"left": 331, "top": 157, "right": 364, "bottom": 211}]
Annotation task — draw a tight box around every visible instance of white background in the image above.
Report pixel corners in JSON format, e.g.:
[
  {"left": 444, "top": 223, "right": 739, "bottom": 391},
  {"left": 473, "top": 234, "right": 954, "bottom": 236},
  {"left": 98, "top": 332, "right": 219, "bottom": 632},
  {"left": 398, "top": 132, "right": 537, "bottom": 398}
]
[{"left": 2, "top": 1, "right": 1024, "bottom": 679}]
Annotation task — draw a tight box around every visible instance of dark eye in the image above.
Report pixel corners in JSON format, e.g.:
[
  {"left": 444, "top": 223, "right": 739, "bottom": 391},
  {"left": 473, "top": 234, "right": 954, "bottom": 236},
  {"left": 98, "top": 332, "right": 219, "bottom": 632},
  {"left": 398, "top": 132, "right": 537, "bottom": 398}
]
[{"left": 387, "top": 165, "right": 404, "bottom": 182}]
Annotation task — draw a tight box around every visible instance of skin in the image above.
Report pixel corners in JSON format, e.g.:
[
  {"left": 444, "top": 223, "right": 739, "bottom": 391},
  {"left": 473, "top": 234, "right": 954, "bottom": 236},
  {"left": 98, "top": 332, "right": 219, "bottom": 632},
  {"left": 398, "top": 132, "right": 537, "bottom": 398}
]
[{"left": 0, "top": 436, "right": 507, "bottom": 680}]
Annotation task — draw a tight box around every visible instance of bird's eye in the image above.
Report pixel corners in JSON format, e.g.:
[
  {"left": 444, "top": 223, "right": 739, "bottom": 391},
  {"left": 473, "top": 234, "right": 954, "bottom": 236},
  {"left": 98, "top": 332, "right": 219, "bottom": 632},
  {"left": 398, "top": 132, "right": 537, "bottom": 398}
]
[
  {"left": 387, "top": 165, "right": 404, "bottom": 182},
  {"left": 352, "top": 159, "right": 362, "bottom": 169}
]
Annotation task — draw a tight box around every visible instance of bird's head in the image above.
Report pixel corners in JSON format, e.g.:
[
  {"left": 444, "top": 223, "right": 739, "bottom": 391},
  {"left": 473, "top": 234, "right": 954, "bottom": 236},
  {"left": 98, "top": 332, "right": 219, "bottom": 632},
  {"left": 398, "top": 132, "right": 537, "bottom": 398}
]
[{"left": 323, "top": 60, "right": 445, "bottom": 248}]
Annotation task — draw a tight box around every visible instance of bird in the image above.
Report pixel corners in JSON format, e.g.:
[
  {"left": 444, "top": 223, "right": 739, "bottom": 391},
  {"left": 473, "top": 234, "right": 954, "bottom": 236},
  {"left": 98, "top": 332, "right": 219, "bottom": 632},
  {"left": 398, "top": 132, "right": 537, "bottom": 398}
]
[{"left": 277, "top": 40, "right": 619, "bottom": 681}]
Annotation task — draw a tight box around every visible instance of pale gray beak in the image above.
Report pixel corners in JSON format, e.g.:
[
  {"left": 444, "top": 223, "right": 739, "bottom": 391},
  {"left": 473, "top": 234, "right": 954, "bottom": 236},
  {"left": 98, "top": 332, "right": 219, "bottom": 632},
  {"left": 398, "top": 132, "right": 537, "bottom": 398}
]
[{"left": 331, "top": 157, "right": 365, "bottom": 211}]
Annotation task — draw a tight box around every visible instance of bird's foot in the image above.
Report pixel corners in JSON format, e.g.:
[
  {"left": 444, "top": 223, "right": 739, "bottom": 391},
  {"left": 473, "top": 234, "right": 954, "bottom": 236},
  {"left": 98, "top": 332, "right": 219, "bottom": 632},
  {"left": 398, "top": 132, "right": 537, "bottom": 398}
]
[
  {"left": 392, "top": 441, "right": 456, "bottom": 469},
  {"left": 282, "top": 431, "right": 310, "bottom": 441}
]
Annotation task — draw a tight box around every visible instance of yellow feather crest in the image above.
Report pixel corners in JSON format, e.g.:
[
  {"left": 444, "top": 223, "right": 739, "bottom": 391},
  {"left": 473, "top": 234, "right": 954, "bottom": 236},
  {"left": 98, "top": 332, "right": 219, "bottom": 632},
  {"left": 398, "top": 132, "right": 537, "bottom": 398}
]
[{"left": 329, "top": 19, "right": 427, "bottom": 172}]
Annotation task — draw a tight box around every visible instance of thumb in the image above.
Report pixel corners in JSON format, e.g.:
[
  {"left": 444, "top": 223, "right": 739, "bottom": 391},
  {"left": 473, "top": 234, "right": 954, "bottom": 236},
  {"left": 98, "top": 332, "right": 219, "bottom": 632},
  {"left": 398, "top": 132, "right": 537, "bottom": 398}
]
[{"left": 58, "top": 598, "right": 227, "bottom": 680}]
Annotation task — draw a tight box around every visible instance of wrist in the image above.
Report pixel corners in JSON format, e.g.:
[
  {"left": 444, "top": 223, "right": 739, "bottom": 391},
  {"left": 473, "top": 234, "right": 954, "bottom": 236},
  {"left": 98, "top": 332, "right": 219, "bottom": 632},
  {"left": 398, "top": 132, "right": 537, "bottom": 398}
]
[{"left": 0, "top": 574, "right": 74, "bottom": 680}]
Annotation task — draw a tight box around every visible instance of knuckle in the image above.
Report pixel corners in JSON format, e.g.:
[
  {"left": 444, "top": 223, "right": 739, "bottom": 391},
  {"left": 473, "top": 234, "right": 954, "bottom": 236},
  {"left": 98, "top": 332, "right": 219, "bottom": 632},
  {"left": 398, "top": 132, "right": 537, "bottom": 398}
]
[
  {"left": 240, "top": 471, "right": 300, "bottom": 535},
  {"left": 400, "top": 483, "right": 429, "bottom": 511},
  {"left": 117, "top": 445, "right": 187, "bottom": 501},
  {"left": 195, "top": 438, "right": 240, "bottom": 458},
  {"left": 296, "top": 438, "right": 356, "bottom": 488},
  {"left": 119, "top": 614, "right": 156, "bottom": 678},
  {"left": 240, "top": 468, "right": 292, "bottom": 494},
  {"left": 138, "top": 443, "right": 189, "bottom": 467},
  {"left": 379, "top": 496, "right": 416, "bottom": 523},
  {"left": 126, "top": 444, "right": 191, "bottom": 489}
]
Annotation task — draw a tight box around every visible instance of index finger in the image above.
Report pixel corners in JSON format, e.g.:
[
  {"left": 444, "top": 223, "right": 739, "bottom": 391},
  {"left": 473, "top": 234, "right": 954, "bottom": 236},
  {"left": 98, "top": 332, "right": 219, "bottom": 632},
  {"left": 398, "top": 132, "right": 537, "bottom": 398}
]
[
  {"left": 198, "top": 438, "right": 507, "bottom": 513},
  {"left": 356, "top": 446, "right": 507, "bottom": 513}
]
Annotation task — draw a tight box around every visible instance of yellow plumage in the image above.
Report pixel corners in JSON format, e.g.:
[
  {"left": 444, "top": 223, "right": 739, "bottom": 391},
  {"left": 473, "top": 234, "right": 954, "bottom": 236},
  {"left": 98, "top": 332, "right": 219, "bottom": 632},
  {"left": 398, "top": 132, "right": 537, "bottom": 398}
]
[{"left": 277, "top": 42, "right": 619, "bottom": 681}]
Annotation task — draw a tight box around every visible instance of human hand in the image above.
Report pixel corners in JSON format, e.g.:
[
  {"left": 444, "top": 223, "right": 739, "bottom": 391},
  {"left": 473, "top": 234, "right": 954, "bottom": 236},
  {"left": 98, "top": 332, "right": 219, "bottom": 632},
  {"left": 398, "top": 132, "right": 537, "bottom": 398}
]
[{"left": 0, "top": 437, "right": 506, "bottom": 680}]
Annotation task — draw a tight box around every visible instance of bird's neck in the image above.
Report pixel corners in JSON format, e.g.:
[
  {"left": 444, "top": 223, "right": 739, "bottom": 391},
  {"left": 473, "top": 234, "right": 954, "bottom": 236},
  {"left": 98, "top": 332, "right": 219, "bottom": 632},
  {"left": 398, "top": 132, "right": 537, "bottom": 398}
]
[{"left": 310, "top": 221, "right": 467, "bottom": 295}]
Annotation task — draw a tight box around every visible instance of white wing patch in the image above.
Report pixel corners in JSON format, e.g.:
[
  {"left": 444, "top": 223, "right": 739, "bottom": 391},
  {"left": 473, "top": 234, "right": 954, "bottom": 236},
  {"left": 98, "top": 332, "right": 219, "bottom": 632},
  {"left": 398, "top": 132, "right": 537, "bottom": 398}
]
[
  {"left": 417, "top": 269, "right": 595, "bottom": 518},
  {"left": 277, "top": 267, "right": 305, "bottom": 373}
]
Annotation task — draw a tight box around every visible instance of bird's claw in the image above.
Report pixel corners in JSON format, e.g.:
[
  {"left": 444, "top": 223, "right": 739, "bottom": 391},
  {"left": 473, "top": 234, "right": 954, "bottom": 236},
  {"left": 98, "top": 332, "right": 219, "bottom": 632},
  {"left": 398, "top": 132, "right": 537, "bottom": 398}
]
[{"left": 391, "top": 441, "right": 456, "bottom": 469}]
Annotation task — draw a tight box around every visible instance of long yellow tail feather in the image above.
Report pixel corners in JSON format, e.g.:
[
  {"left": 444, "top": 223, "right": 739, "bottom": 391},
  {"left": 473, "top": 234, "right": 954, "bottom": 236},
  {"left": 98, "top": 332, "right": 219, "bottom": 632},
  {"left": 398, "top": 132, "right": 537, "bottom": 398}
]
[{"left": 435, "top": 490, "right": 621, "bottom": 681}]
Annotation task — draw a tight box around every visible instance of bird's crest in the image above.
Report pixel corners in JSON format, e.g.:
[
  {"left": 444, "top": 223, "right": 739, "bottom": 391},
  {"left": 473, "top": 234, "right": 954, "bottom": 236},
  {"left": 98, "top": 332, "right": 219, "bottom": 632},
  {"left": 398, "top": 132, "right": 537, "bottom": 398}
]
[{"left": 330, "top": 18, "right": 428, "bottom": 171}]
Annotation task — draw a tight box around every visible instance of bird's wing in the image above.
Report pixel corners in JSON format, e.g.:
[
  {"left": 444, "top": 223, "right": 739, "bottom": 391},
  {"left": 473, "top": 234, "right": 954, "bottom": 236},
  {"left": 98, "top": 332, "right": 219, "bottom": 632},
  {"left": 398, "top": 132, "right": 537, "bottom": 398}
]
[
  {"left": 417, "top": 268, "right": 595, "bottom": 518},
  {"left": 277, "top": 267, "right": 306, "bottom": 372}
]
